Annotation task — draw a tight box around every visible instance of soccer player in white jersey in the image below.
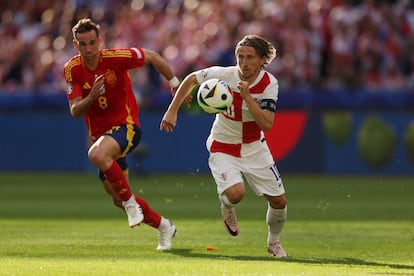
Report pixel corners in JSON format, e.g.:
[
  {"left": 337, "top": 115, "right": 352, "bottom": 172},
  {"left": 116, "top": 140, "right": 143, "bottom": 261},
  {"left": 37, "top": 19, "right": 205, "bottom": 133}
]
[{"left": 160, "top": 35, "right": 287, "bottom": 258}]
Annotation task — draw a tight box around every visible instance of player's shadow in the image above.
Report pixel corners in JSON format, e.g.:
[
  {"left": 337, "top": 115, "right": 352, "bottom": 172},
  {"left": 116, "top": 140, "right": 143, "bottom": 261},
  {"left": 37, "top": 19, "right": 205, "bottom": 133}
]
[{"left": 168, "top": 248, "right": 414, "bottom": 271}]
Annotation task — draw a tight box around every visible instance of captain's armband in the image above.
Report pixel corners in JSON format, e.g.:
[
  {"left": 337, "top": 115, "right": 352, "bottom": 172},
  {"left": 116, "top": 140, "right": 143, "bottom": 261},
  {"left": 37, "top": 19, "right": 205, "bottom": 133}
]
[{"left": 260, "top": 99, "right": 277, "bottom": 112}]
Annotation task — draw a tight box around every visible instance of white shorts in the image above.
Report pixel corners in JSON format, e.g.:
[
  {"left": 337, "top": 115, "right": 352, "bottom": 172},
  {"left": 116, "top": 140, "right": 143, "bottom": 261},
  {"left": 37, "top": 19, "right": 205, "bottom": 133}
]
[{"left": 207, "top": 138, "right": 285, "bottom": 197}]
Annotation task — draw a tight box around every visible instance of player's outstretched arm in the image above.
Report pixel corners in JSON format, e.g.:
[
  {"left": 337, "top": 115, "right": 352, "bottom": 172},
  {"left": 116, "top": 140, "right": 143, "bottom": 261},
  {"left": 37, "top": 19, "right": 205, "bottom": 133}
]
[
  {"left": 160, "top": 73, "right": 198, "bottom": 132},
  {"left": 142, "top": 49, "right": 179, "bottom": 91}
]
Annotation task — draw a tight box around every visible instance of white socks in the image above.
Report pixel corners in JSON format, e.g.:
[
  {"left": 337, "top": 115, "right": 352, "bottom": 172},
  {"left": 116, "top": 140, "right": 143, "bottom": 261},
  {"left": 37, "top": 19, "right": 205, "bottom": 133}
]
[
  {"left": 219, "top": 193, "right": 237, "bottom": 209},
  {"left": 266, "top": 205, "right": 287, "bottom": 245}
]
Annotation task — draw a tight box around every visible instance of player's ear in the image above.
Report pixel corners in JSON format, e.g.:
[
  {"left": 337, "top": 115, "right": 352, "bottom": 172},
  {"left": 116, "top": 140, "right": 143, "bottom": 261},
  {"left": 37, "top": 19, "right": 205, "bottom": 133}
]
[{"left": 73, "top": 39, "right": 79, "bottom": 49}]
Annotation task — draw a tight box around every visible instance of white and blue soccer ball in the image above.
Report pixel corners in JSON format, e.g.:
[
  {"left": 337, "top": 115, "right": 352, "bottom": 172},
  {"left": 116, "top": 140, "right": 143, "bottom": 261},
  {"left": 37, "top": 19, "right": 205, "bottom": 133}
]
[{"left": 197, "top": 78, "right": 233, "bottom": 114}]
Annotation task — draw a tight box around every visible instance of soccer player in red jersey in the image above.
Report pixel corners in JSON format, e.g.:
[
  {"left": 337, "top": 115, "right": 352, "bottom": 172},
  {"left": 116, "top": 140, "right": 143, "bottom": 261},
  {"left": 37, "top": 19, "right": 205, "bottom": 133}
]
[{"left": 63, "top": 18, "right": 180, "bottom": 250}]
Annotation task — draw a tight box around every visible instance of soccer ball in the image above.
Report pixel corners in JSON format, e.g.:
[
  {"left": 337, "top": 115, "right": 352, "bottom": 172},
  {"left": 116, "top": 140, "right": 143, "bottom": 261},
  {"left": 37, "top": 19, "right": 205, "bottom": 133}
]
[{"left": 197, "top": 78, "right": 233, "bottom": 114}]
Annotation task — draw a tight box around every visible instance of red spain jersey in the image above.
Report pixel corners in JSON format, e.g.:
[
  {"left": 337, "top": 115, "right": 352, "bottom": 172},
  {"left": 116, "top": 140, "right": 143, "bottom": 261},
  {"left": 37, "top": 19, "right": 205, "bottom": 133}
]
[{"left": 63, "top": 48, "right": 145, "bottom": 140}]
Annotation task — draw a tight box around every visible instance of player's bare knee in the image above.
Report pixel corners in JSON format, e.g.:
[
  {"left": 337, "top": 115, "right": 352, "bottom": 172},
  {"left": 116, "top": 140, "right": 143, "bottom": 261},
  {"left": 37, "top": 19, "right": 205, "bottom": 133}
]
[
  {"left": 225, "top": 189, "right": 245, "bottom": 204},
  {"left": 268, "top": 195, "right": 287, "bottom": 209},
  {"left": 88, "top": 148, "right": 102, "bottom": 164},
  {"left": 89, "top": 149, "right": 113, "bottom": 169}
]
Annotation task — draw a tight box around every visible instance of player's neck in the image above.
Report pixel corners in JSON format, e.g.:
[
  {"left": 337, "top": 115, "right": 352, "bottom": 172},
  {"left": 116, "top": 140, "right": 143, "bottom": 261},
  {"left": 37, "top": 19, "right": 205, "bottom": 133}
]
[
  {"left": 84, "top": 60, "right": 99, "bottom": 71},
  {"left": 82, "top": 55, "right": 100, "bottom": 71}
]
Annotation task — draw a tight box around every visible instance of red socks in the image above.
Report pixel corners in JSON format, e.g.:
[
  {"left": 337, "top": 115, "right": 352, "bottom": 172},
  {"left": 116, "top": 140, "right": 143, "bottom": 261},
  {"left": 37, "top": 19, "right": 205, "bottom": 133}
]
[
  {"left": 104, "top": 161, "right": 162, "bottom": 228},
  {"left": 135, "top": 195, "right": 162, "bottom": 228},
  {"left": 104, "top": 161, "right": 132, "bottom": 201}
]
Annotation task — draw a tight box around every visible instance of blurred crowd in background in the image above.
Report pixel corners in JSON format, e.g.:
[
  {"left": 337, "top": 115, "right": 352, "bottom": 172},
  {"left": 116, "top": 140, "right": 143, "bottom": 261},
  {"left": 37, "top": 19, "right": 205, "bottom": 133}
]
[{"left": 1, "top": 0, "right": 414, "bottom": 108}]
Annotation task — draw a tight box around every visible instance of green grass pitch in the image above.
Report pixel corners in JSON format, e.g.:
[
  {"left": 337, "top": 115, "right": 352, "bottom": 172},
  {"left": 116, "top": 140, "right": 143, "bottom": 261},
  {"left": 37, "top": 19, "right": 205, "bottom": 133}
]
[{"left": 0, "top": 172, "right": 413, "bottom": 275}]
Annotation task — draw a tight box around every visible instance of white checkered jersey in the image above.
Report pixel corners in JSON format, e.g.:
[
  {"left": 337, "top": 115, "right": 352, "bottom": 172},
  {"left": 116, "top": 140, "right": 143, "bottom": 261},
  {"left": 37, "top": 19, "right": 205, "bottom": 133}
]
[{"left": 195, "top": 66, "right": 279, "bottom": 157}]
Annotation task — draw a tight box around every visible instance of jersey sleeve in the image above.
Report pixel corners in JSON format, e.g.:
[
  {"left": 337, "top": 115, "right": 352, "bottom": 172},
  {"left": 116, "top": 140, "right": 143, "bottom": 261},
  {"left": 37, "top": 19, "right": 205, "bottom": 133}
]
[
  {"left": 262, "top": 73, "right": 279, "bottom": 101},
  {"left": 260, "top": 73, "right": 279, "bottom": 112},
  {"left": 65, "top": 81, "right": 83, "bottom": 100},
  {"left": 120, "top": 47, "right": 145, "bottom": 70},
  {"left": 195, "top": 66, "right": 232, "bottom": 84},
  {"left": 63, "top": 58, "right": 83, "bottom": 100}
]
